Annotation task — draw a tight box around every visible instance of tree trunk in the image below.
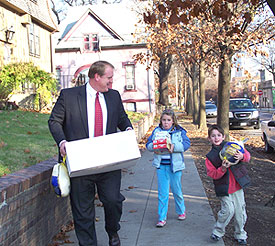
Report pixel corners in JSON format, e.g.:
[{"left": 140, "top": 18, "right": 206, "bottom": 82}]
[
  {"left": 198, "top": 60, "right": 207, "bottom": 130},
  {"left": 192, "top": 63, "right": 199, "bottom": 125},
  {"left": 179, "top": 79, "right": 184, "bottom": 110},
  {"left": 217, "top": 57, "right": 232, "bottom": 139},
  {"left": 158, "top": 55, "right": 173, "bottom": 106},
  {"left": 186, "top": 74, "right": 193, "bottom": 115}
]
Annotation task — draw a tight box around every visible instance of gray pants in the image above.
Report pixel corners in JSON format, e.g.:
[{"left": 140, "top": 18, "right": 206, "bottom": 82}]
[{"left": 213, "top": 189, "right": 247, "bottom": 240}]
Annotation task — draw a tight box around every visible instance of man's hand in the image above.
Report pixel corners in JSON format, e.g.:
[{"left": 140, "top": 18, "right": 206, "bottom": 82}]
[{"left": 60, "top": 141, "right": 67, "bottom": 157}]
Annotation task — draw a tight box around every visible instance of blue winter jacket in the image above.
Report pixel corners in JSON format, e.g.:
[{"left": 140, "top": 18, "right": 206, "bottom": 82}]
[{"left": 146, "top": 125, "right": 191, "bottom": 173}]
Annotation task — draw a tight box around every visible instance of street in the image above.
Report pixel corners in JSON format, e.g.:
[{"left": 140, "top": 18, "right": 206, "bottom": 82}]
[{"left": 206, "top": 110, "right": 274, "bottom": 137}]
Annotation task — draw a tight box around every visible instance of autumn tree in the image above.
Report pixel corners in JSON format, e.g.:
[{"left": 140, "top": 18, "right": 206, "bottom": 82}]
[
  {"left": 156, "top": 53, "right": 173, "bottom": 106},
  {"left": 138, "top": 0, "right": 275, "bottom": 135}
]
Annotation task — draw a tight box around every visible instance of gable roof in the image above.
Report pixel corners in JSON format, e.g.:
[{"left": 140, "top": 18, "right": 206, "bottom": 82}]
[
  {"left": 60, "top": 8, "right": 124, "bottom": 43},
  {"left": 55, "top": 2, "right": 145, "bottom": 48},
  {"left": 2, "top": 0, "right": 57, "bottom": 31}
]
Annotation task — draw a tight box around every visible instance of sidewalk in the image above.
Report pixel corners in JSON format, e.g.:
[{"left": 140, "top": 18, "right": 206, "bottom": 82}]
[{"left": 64, "top": 149, "right": 224, "bottom": 246}]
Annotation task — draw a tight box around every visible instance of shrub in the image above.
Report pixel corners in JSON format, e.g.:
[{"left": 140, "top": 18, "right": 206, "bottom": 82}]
[{"left": 0, "top": 62, "right": 58, "bottom": 111}]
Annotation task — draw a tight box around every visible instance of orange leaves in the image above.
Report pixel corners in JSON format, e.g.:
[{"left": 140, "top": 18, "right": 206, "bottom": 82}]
[
  {"left": 138, "top": 0, "right": 274, "bottom": 74},
  {"left": 158, "top": 4, "right": 166, "bottom": 14},
  {"left": 243, "top": 12, "right": 252, "bottom": 23},
  {"left": 226, "top": 25, "right": 241, "bottom": 37},
  {"left": 212, "top": 2, "right": 232, "bottom": 20},
  {"left": 129, "top": 209, "right": 138, "bottom": 213},
  {"left": 143, "top": 12, "right": 156, "bottom": 25},
  {"left": 190, "top": 4, "right": 203, "bottom": 18},
  {"left": 251, "top": 0, "right": 260, "bottom": 5},
  {"left": 180, "top": 13, "right": 189, "bottom": 25},
  {"left": 169, "top": 12, "right": 180, "bottom": 25}
]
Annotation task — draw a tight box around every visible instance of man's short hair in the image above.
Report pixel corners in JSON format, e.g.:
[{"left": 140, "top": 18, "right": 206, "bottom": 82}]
[{"left": 88, "top": 61, "right": 114, "bottom": 78}]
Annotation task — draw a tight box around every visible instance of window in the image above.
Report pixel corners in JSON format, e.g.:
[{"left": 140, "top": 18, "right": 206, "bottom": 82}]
[
  {"left": 56, "top": 66, "right": 62, "bottom": 87},
  {"left": 123, "top": 62, "right": 135, "bottom": 90},
  {"left": 126, "top": 102, "right": 136, "bottom": 112},
  {"left": 83, "top": 34, "right": 99, "bottom": 52},
  {"left": 29, "top": 23, "right": 40, "bottom": 56},
  {"left": 252, "top": 85, "right": 256, "bottom": 91}
]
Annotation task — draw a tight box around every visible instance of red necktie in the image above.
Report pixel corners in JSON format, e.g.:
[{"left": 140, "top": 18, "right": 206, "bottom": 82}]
[{"left": 94, "top": 92, "right": 103, "bottom": 137}]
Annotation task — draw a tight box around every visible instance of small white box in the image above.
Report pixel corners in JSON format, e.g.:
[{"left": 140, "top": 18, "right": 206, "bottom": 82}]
[{"left": 65, "top": 130, "right": 141, "bottom": 177}]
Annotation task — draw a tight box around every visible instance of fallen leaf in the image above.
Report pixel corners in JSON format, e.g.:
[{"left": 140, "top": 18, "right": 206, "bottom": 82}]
[
  {"left": 129, "top": 209, "right": 137, "bottom": 213},
  {"left": 24, "top": 148, "right": 30, "bottom": 153},
  {"left": 0, "top": 141, "right": 7, "bottom": 148},
  {"left": 22, "top": 163, "right": 29, "bottom": 168}
]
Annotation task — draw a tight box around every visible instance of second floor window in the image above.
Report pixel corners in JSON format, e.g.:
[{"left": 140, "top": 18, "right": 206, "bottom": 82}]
[
  {"left": 124, "top": 63, "right": 135, "bottom": 90},
  {"left": 29, "top": 23, "right": 40, "bottom": 57},
  {"left": 83, "top": 34, "right": 99, "bottom": 52}
]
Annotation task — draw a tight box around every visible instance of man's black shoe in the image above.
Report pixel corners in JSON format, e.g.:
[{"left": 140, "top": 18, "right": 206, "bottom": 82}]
[{"left": 109, "top": 233, "right": 120, "bottom": 246}]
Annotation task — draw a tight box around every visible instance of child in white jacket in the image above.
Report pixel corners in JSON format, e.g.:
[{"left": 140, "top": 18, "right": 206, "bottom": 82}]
[{"left": 146, "top": 109, "right": 190, "bottom": 227}]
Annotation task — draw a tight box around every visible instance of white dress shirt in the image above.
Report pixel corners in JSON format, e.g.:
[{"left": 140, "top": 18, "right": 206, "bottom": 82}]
[{"left": 86, "top": 83, "right": 107, "bottom": 138}]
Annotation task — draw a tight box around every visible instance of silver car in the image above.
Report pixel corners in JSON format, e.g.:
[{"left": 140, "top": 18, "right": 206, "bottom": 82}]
[{"left": 205, "top": 104, "right": 217, "bottom": 117}]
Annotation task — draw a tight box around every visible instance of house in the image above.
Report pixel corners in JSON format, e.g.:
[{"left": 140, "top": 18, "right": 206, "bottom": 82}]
[
  {"left": 258, "top": 69, "right": 275, "bottom": 108},
  {"left": 0, "top": 0, "right": 58, "bottom": 107},
  {"left": 230, "top": 76, "right": 259, "bottom": 102},
  {"left": 0, "top": 0, "right": 57, "bottom": 72},
  {"left": 54, "top": 3, "right": 155, "bottom": 113}
]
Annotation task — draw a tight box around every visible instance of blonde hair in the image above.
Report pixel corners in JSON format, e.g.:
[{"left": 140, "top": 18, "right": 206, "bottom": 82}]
[{"left": 159, "top": 108, "right": 178, "bottom": 128}]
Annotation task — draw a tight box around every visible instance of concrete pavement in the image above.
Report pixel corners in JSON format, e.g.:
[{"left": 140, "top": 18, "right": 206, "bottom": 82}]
[{"left": 64, "top": 149, "right": 224, "bottom": 246}]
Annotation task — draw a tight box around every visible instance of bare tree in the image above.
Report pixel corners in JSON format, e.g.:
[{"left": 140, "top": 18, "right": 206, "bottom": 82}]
[
  {"left": 50, "top": 0, "right": 122, "bottom": 24},
  {"left": 253, "top": 44, "right": 275, "bottom": 82}
]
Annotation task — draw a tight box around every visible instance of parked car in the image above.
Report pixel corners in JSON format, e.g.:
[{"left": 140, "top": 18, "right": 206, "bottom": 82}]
[
  {"left": 229, "top": 98, "right": 260, "bottom": 129},
  {"left": 261, "top": 112, "right": 275, "bottom": 153},
  {"left": 205, "top": 103, "right": 217, "bottom": 117},
  {"left": 206, "top": 100, "right": 216, "bottom": 105}
]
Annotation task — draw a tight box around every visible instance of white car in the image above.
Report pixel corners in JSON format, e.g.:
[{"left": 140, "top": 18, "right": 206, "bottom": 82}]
[
  {"left": 205, "top": 104, "right": 217, "bottom": 118},
  {"left": 261, "top": 112, "right": 275, "bottom": 153}
]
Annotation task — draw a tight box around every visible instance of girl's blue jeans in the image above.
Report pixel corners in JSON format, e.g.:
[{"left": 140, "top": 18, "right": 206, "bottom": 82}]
[{"left": 157, "top": 165, "right": 185, "bottom": 221}]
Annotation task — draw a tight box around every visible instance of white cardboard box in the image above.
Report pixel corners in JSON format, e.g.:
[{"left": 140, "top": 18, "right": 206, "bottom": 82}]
[{"left": 65, "top": 130, "right": 141, "bottom": 177}]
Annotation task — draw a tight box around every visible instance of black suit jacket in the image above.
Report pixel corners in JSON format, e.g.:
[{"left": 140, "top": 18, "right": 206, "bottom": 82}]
[{"left": 48, "top": 85, "right": 132, "bottom": 160}]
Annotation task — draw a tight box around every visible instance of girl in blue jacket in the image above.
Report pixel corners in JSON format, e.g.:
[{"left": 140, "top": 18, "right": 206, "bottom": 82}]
[{"left": 146, "top": 109, "right": 190, "bottom": 227}]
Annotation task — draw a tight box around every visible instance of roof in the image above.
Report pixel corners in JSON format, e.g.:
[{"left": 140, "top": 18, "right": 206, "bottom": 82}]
[
  {"left": 2, "top": 0, "right": 57, "bottom": 31},
  {"left": 55, "top": 2, "right": 145, "bottom": 48}
]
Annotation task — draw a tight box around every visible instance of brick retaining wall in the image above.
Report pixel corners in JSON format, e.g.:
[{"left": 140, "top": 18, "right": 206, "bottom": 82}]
[
  {"left": 0, "top": 158, "right": 72, "bottom": 246},
  {"left": 0, "top": 112, "right": 155, "bottom": 246}
]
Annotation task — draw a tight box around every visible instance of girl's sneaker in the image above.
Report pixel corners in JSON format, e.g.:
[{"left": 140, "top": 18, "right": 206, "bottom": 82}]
[
  {"left": 178, "top": 212, "right": 186, "bottom": 220},
  {"left": 156, "top": 220, "right": 166, "bottom": 227},
  {"left": 210, "top": 233, "right": 221, "bottom": 242},
  {"left": 236, "top": 239, "right": 247, "bottom": 245}
]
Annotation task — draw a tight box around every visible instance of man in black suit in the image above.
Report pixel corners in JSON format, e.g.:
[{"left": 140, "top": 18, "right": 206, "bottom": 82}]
[{"left": 48, "top": 61, "right": 133, "bottom": 246}]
